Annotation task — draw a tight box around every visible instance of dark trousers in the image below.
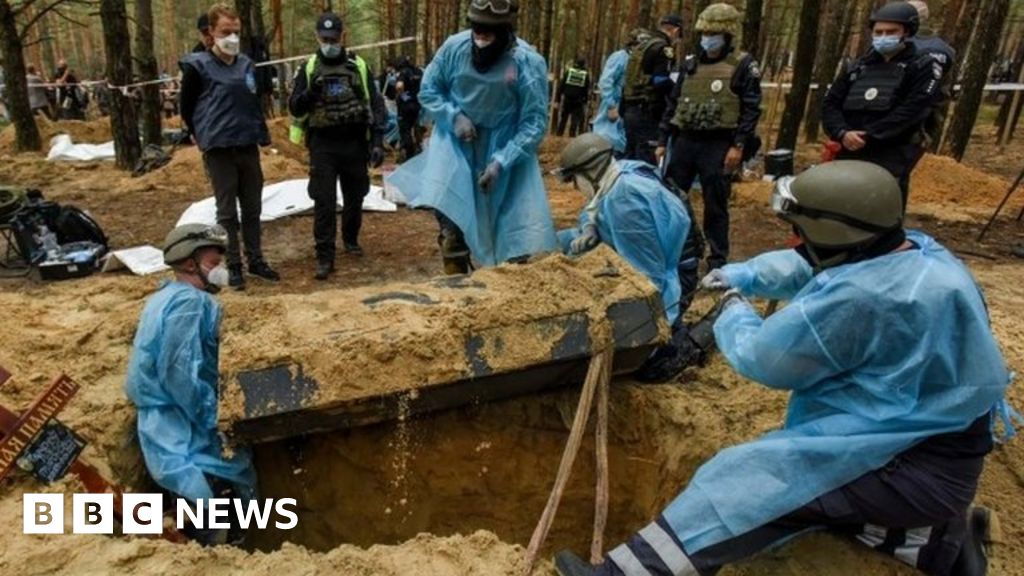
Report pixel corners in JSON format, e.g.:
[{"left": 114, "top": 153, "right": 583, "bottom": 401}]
[
  {"left": 623, "top": 106, "right": 661, "bottom": 165},
  {"left": 597, "top": 444, "right": 985, "bottom": 576},
  {"left": 557, "top": 101, "right": 587, "bottom": 137},
  {"left": 398, "top": 117, "right": 424, "bottom": 160},
  {"left": 837, "top": 142, "right": 926, "bottom": 208},
  {"left": 308, "top": 140, "right": 370, "bottom": 262},
  {"left": 666, "top": 133, "right": 733, "bottom": 269},
  {"left": 203, "top": 145, "right": 264, "bottom": 268}
]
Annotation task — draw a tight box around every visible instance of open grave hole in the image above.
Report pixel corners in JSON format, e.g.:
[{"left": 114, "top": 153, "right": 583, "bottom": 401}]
[{"left": 246, "top": 387, "right": 708, "bottom": 555}]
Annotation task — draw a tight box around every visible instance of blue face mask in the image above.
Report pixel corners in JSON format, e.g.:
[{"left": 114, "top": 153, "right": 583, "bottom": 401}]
[
  {"left": 319, "top": 42, "right": 342, "bottom": 59},
  {"left": 872, "top": 35, "right": 903, "bottom": 56},
  {"left": 701, "top": 34, "right": 726, "bottom": 54}
]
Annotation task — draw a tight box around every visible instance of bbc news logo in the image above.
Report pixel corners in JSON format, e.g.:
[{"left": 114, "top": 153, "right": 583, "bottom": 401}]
[{"left": 23, "top": 494, "right": 298, "bottom": 534}]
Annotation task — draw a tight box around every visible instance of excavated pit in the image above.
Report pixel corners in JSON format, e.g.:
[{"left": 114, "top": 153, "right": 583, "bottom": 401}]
[{"left": 246, "top": 386, "right": 702, "bottom": 555}]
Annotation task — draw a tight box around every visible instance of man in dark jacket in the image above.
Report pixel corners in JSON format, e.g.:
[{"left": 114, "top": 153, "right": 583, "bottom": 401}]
[
  {"left": 180, "top": 4, "right": 279, "bottom": 290},
  {"left": 395, "top": 55, "right": 425, "bottom": 160},
  {"left": 557, "top": 57, "right": 591, "bottom": 137},
  {"left": 822, "top": 1, "right": 941, "bottom": 205}
]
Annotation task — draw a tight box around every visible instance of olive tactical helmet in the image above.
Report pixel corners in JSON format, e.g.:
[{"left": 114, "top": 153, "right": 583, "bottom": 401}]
[
  {"left": 163, "top": 223, "right": 227, "bottom": 265},
  {"left": 869, "top": 2, "right": 920, "bottom": 36},
  {"left": 695, "top": 3, "right": 742, "bottom": 36},
  {"left": 555, "top": 133, "right": 614, "bottom": 182},
  {"left": 772, "top": 160, "right": 903, "bottom": 254},
  {"left": 468, "top": 0, "right": 519, "bottom": 27}
]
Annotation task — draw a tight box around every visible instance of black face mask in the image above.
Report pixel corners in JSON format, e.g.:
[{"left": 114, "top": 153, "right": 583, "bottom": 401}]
[
  {"left": 795, "top": 227, "right": 907, "bottom": 271},
  {"left": 471, "top": 25, "right": 514, "bottom": 73}
]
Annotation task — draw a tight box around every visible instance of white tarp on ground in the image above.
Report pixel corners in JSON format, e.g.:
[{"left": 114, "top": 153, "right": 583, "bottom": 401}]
[
  {"left": 46, "top": 134, "right": 116, "bottom": 162},
  {"left": 101, "top": 245, "right": 170, "bottom": 276},
  {"left": 176, "top": 179, "right": 397, "bottom": 227}
]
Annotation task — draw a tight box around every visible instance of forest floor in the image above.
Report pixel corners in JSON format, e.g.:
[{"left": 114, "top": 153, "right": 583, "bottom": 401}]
[{"left": 0, "top": 120, "right": 1022, "bottom": 575}]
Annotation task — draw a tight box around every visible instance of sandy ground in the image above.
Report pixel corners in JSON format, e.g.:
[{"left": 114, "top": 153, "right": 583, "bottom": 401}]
[{"left": 0, "top": 122, "right": 1022, "bottom": 575}]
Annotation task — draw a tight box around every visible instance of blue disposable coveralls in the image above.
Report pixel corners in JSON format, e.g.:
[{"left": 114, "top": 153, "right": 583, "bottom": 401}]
[
  {"left": 591, "top": 50, "right": 628, "bottom": 153},
  {"left": 386, "top": 30, "right": 557, "bottom": 266},
  {"left": 657, "top": 231, "right": 1014, "bottom": 556},
  {"left": 557, "top": 161, "right": 689, "bottom": 325},
  {"left": 125, "top": 282, "right": 256, "bottom": 502}
]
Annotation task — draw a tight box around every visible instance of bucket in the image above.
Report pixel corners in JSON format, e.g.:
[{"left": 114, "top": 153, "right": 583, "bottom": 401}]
[{"left": 764, "top": 149, "right": 794, "bottom": 181}]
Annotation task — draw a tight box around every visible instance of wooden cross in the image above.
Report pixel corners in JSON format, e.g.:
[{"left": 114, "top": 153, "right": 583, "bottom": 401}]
[{"left": 0, "top": 366, "right": 184, "bottom": 542}]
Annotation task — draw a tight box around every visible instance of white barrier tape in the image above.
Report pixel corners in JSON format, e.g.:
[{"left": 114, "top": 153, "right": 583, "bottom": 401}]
[
  {"left": 762, "top": 82, "right": 1024, "bottom": 92},
  {"left": 3, "top": 36, "right": 418, "bottom": 92}
]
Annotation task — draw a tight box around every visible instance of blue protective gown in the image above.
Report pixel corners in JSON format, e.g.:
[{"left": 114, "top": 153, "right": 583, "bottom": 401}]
[
  {"left": 591, "top": 50, "right": 628, "bottom": 153},
  {"left": 662, "top": 231, "right": 1014, "bottom": 555},
  {"left": 124, "top": 282, "right": 256, "bottom": 502},
  {"left": 557, "top": 161, "right": 689, "bottom": 325},
  {"left": 386, "top": 30, "right": 557, "bottom": 266}
]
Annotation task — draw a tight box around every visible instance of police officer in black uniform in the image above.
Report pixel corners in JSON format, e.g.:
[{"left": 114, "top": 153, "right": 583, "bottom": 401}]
[
  {"left": 395, "top": 55, "right": 425, "bottom": 161},
  {"left": 620, "top": 15, "right": 681, "bottom": 164},
  {"left": 289, "top": 12, "right": 387, "bottom": 280},
  {"left": 556, "top": 57, "right": 591, "bottom": 137},
  {"left": 658, "top": 2, "right": 761, "bottom": 272},
  {"left": 823, "top": 1, "right": 941, "bottom": 206},
  {"left": 908, "top": 0, "right": 955, "bottom": 147}
]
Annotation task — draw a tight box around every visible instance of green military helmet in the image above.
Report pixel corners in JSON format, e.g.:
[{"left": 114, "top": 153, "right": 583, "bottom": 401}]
[
  {"left": 695, "top": 3, "right": 742, "bottom": 36},
  {"left": 163, "top": 223, "right": 228, "bottom": 265},
  {"left": 626, "top": 28, "right": 653, "bottom": 49},
  {"left": 468, "top": 0, "right": 519, "bottom": 27},
  {"left": 772, "top": 160, "right": 903, "bottom": 252},
  {"left": 555, "top": 133, "right": 613, "bottom": 182}
]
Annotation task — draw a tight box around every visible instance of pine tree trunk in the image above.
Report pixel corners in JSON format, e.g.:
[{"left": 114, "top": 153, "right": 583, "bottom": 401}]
[
  {"left": 637, "top": 0, "right": 652, "bottom": 30},
  {"left": 804, "top": 0, "right": 850, "bottom": 143},
  {"left": 134, "top": 0, "right": 162, "bottom": 146},
  {"left": 99, "top": 0, "right": 141, "bottom": 170},
  {"left": 1, "top": 0, "right": 42, "bottom": 151},
  {"left": 942, "top": 0, "right": 1011, "bottom": 161},
  {"left": 949, "top": 0, "right": 983, "bottom": 70},
  {"left": 775, "top": 0, "right": 822, "bottom": 151},
  {"left": 741, "top": 0, "right": 764, "bottom": 56},
  {"left": 235, "top": 0, "right": 254, "bottom": 54}
]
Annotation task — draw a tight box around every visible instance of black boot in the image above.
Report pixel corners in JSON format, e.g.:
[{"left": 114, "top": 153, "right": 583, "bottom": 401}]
[
  {"left": 248, "top": 260, "right": 281, "bottom": 282},
  {"left": 344, "top": 243, "right": 364, "bottom": 257},
  {"left": 228, "top": 264, "right": 245, "bottom": 291},
  {"left": 951, "top": 507, "right": 994, "bottom": 576},
  {"left": 314, "top": 261, "right": 335, "bottom": 281},
  {"left": 554, "top": 551, "right": 597, "bottom": 576}
]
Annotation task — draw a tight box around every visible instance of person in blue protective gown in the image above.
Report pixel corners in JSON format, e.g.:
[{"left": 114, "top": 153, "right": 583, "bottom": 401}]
[
  {"left": 554, "top": 133, "right": 708, "bottom": 384},
  {"left": 385, "top": 0, "right": 556, "bottom": 274},
  {"left": 554, "top": 133, "right": 688, "bottom": 326},
  {"left": 125, "top": 223, "right": 257, "bottom": 546},
  {"left": 591, "top": 30, "right": 651, "bottom": 155},
  {"left": 554, "top": 160, "right": 1020, "bottom": 576}
]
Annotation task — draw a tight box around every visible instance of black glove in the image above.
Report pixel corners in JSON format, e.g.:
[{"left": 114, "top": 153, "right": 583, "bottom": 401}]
[{"left": 369, "top": 146, "right": 385, "bottom": 168}]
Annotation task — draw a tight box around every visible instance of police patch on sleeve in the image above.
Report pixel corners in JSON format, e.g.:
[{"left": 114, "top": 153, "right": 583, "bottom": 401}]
[
  {"left": 663, "top": 46, "right": 675, "bottom": 60},
  {"left": 246, "top": 71, "right": 257, "bottom": 94},
  {"left": 749, "top": 61, "right": 761, "bottom": 79},
  {"left": 932, "top": 62, "right": 943, "bottom": 79},
  {"left": 864, "top": 88, "right": 878, "bottom": 101}
]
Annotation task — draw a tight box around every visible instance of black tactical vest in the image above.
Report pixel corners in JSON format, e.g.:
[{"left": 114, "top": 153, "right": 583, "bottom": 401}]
[
  {"left": 842, "top": 59, "right": 908, "bottom": 113},
  {"left": 309, "top": 59, "right": 370, "bottom": 128}
]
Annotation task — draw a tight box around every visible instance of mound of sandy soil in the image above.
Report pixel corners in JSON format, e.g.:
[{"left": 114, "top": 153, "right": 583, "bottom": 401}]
[{"left": 0, "top": 134, "right": 1021, "bottom": 576}]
